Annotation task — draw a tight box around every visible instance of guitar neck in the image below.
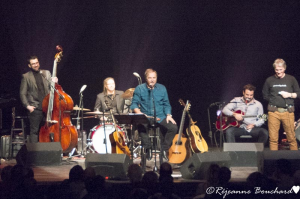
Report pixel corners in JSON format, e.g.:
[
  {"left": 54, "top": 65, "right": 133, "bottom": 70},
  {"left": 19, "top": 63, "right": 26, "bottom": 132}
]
[
  {"left": 46, "top": 60, "right": 58, "bottom": 123},
  {"left": 177, "top": 113, "right": 186, "bottom": 141},
  {"left": 186, "top": 110, "right": 194, "bottom": 123},
  {"left": 242, "top": 115, "right": 257, "bottom": 118},
  {"left": 177, "top": 106, "right": 188, "bottom": 142}
]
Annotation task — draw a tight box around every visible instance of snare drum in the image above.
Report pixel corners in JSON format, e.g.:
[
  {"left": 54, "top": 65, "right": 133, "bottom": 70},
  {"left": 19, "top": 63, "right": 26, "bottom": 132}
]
[{"left": 89, "top": 123, "right": 123, "bottom": 154}]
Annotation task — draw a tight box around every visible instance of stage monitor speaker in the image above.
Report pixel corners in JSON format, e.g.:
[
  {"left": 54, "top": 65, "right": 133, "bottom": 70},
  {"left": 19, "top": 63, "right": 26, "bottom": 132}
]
[
  {"left": 85, "top": 153, "right": 130, "bottom": 180},
  {"left": 223, "top": 143, "right": 264, "bottom": 167},
  {"left": 16, "top": 142, "right": 62, "bottom": 166},
  {"left": 180, "top": 152, "right": 231, "bottom": 180},
  {"left": 263, "top": 150, "right": 300, "bottom": 177}
]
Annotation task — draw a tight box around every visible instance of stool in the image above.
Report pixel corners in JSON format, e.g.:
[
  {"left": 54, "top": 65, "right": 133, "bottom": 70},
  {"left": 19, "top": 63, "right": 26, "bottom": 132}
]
[
  {"left": 239, "top": 135, "right": 253, "bottom": 139},
  {"left": 140, "top": 126, "right": 163, "bottom": 172},
  {"left": 9, "top": 108, "right": 27, "bottom": 159},
  {"left": 148, "top": 127, "right": 161, "bottom": 152},
  {"left": 236, "top": 135, "right": 255, "bottom": 143}
]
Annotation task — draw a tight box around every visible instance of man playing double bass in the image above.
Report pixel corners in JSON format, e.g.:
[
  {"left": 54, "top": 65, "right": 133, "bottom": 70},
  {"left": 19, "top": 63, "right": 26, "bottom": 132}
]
[{"left": 20, "top": 56, "right": 58, "bottom": 143}]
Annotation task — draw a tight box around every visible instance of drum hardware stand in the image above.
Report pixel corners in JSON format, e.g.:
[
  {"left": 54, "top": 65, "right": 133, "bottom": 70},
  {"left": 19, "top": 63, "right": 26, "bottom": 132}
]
[
  {"left": 102, "top": 102, "right": 111, "bottom": 154},
  {"left": 127, "top": 125, "right": 141, "bottom": 159},
  {"left": 85, "top": 139, "right": 95, "bottom": 153},
  {"left": 69, "top": 85, "right": 87, "bottom": 158},
  {"left": 132, "top": 144, "right": 142, "bottom": 158}
]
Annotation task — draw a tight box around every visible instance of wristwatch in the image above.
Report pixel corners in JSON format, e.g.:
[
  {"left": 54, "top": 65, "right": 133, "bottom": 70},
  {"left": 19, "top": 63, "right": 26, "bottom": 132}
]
[{"left": 167, "top": 114, "right": 172, "bottom": 117}]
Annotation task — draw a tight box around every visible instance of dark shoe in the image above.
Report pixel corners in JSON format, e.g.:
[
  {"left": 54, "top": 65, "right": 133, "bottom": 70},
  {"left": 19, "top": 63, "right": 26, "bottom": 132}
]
[
  {"left": 146, "top": 148, "right": 152, "bottom": 161},
  {"left": 163, "top": 150, "right": 169, "bottom": 161}
]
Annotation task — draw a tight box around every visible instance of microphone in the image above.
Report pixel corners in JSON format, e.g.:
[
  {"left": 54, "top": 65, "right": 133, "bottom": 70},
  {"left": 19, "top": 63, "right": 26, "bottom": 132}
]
[
  {"left": 104, "top": 100, "right": 111, "bottom": 111},
  {"left": 133, "top": 72, "right": 140, "bottom": 77},
  {"left": 40, "top": 71, "right": 53, "bottom": 82},
  {"left": 40, "top": 71, "right": 47, "bottom": 80},
  {"left": 133, "top": 72, "right": 142, "bottom": 85},
  {"left": 79, "top": 85, "right": 87, "bottom": 94}
]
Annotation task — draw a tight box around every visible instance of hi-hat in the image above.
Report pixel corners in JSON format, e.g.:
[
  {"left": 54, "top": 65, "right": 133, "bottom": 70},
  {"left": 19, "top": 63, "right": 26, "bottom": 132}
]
[
  {"left": 122, "top": 88, "right": 135, "bottom": 99},
  {"left": 85, "top": 111, "right": 110, "bottom": 115},
  {"left": 73, "top": 105, "right": 91, "bottom": 111}
]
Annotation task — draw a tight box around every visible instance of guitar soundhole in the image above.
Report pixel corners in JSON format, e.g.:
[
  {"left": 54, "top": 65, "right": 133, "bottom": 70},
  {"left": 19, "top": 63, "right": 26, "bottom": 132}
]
[{"left": 175, "top": 141, "right": 182, "bottom": 145}]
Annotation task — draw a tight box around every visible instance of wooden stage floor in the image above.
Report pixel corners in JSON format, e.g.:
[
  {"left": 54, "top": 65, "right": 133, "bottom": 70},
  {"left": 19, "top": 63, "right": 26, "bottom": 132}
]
[{"left": 0, "top": 152, "right": 258, "bottom": 185}]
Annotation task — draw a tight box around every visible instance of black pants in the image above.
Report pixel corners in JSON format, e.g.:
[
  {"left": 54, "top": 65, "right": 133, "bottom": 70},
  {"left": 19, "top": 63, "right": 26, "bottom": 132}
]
[
  {"left": 138, "top": 118, "right": 178, "bottom": 151},
  {"left": 28, "top": 109, "right": 44, "bottom": 143},
  {"left": 225, "top": 127, "right": 269, "bottom": 146}
]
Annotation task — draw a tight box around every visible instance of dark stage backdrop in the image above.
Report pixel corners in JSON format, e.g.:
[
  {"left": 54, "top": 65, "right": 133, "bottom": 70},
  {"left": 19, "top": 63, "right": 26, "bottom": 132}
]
[{"left": 1, "top": 1, "right": 300, "bottom": 146}]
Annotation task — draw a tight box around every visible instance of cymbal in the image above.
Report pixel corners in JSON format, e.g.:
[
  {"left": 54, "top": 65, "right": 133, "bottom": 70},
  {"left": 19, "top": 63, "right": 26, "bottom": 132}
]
[
  {"left": 84, "top": 111, "right": 110, "bottom": 115},
  {"left": 122, "top": 88, "right": 135, "bottom": 99},
  {"left": 71, "top": 116, "right": 96, "bottom": 120},
  {"left": 73, "top": 106, "right": 91, "bottom": 111}
]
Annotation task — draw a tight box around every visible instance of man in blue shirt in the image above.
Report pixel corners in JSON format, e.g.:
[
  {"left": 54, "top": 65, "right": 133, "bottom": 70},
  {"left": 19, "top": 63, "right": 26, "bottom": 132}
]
[{"left": 131, "top": 69, "right": 177, "bottom": 161}]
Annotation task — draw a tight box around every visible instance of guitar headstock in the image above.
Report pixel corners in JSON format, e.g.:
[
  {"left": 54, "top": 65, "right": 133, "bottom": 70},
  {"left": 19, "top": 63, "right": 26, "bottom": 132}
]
[
  {"left": 179, "top": 99, "right": 191, "bottom": 112},
  {"left": 178, "top": 99, "right": 191, "bottom": 111},
  {"left": 185, "top": 101, "right": 191, "bottom": 112},
  {"left": 258, "top": 114, "right": 268, "bottom": 121},
  {"left": 179, "top": 99, "right": 185, "bottom": 107},
  {"left": 54, "top": 45, "right": 63, "bottom": 63}
]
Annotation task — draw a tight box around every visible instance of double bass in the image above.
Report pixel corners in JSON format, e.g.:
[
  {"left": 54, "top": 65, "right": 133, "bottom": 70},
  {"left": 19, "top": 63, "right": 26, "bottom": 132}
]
[{"left": 39, "top": 46, "right": 78, "bottom": 153}]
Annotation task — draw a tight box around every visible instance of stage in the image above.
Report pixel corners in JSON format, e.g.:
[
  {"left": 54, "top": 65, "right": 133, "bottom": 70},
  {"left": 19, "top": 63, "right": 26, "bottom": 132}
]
[
  {"left": 0, "top": 154, "right": 257, "bottom": 184},
  {"left": 0, "top": 149, "right": 258, "bottom": 199}
]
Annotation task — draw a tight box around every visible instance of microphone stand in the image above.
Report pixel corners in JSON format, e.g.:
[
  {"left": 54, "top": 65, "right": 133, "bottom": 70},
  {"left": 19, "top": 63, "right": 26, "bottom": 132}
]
[
  {"left": 103, "top": 101, "right": 111, "bottom": 154},
  {"left": 150, "top": 87, "right": 159, "bottom": 172},
  {"left": 218, "top": 103, "right": 224, "bottom": 151},
  {"left": 77, "top": 92, "right": 85, "bottom": 157},
  {"left": 138, "top": 77, "right": 142, "bottom": 85},
  {"left": 103, "top": 111, "right": 108, "bottom": 154},
  {"left": 207, "top": 107, "right": 213, "bottom": 147},
  {"left": 68, "top": 91, "right": 85, "bottom": 159}
]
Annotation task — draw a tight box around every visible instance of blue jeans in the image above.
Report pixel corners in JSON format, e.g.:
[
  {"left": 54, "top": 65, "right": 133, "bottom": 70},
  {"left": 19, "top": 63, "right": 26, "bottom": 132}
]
[{"left": 225, "top": 127, "right": 269, "bottom": 145}]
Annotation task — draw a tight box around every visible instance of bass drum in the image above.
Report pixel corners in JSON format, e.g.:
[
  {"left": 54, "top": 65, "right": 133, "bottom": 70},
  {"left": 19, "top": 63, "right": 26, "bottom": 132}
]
[{"left": 89, "top": 123, "right": 123, "bottom": 154}]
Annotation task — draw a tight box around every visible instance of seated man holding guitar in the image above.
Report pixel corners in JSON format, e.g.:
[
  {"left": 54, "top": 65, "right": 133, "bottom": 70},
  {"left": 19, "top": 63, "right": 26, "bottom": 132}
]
[{"left": 222, "top": 84, "right": 268, "bottom": 145}]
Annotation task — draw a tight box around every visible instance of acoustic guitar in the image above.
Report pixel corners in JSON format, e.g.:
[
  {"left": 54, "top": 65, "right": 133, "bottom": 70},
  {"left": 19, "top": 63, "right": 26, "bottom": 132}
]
[
  {"left": 168, "top": 100, "right": 191, "bottom": 165},
  {"left": 179, "top": 99, "right": 208, "bottom": 153},
  {"left": 215, "top": 110, "right": 268, "bottom": 131},
  {"left": 108, "top": 109, "right": 131, "bottom": 156}
]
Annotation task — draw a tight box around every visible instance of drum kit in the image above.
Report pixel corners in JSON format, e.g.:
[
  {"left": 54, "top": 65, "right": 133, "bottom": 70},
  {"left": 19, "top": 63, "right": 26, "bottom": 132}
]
[{"left": 72, "top": 88, "right": 142, "bottom": 158}]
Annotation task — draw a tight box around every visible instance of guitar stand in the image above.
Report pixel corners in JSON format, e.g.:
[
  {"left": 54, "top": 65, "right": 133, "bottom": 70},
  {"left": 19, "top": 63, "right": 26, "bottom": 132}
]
[{"left": 218, "top": 103, "right": 224, "bottom": 151}]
